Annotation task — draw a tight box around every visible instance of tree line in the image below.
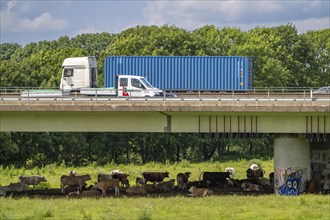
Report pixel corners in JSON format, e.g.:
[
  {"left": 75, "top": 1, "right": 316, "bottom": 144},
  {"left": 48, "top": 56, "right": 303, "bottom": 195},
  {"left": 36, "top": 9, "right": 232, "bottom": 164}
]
[
  {"left": 0, "top": 132, "right": 273, "bottom": 167},
  {"left": 0, "top": 24, "right": 328, "bottom": 167}
]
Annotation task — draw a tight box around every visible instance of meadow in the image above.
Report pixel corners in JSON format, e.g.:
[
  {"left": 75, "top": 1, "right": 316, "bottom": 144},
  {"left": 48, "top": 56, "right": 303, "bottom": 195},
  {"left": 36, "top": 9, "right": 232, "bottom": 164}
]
[{"left": 1, "top": 159, "right": 329, "bottom": 220}]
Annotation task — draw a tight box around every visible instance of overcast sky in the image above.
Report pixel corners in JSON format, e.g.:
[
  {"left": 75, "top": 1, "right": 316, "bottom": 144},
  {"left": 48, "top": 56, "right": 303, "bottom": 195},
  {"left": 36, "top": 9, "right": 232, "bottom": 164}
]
[{"left": 1, "top": 0, "right": 329, "bottom": 45}]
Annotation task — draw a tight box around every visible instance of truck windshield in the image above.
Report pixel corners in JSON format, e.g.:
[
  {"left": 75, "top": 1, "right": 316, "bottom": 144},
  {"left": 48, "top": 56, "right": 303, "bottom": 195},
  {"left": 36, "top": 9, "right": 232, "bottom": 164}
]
[{"left": 140, "top": 78, "right": 153, "bottom": 88}]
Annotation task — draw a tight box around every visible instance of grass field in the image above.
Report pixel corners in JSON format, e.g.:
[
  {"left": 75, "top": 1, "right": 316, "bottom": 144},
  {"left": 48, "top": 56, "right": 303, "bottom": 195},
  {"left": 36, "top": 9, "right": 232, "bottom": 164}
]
[
  {"left": 1, "top": 195, "right": 329, "bottom": 219},
  {"left": 1, "top": 159, "right": 329, "bottom": 219}
]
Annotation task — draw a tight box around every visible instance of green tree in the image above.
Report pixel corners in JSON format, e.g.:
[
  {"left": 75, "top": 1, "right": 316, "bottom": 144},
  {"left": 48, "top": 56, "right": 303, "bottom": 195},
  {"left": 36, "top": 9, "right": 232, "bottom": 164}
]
[
  {"left": 0, "top": 43, "right": 21, "bottom": 61},
  {"left": 303, "top": 29, "right": 330, "bottom": 86}
]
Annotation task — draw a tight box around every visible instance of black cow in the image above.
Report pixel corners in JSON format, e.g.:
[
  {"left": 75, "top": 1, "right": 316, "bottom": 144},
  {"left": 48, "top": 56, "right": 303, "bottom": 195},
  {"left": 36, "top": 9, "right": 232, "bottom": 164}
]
[
  {"left": 199, "top": 172, "right": 230, "bottom": 187},
  {"left": 246, "top": 168, "right": 265, "bottom": 179},
  {"left": 142, "top": 172, "right": 169, "bottom": 184}
]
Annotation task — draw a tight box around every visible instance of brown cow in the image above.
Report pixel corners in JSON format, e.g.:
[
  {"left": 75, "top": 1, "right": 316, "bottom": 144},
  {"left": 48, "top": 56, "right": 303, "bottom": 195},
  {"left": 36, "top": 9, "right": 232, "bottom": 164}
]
[
  {"left": 177, "top": 172, "right": 191, "bottom": 190},
  {"left": 142, "top": 172, "right": 169, "bottom": 184},
  {"left": 94, "top": 179, "right": 120, "bottom": 196},
  {"left": 19, "top": 175, "right": 47, "bottom": 189},
  {"left": 8, "top": 182, "right": 29, "bottom": 192},
  {"left": 126, "top": 186, "right": 148, "bottom": 195},
  {"left": 199, "top": 172, "right": 230, "bottom": 187},
  {"left": 188, "top": 186, "right": 214, "bottom": 197},
  {"left": 67, "top": 189, "right": 102, "bottom": 198},
  {"left": 156, "top": 179, "right": 175, "bottom": 192},
  {"left": 60, "top": 174, "right": 91, "bottom": 194},
  {"left": 241, "top": 182, "right": 263, "bottom": 191}
]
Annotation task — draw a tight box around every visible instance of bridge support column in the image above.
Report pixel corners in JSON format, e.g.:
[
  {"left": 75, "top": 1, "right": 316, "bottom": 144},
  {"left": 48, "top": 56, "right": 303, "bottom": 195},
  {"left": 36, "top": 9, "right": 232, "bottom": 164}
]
[{"left": 274, "top": 134, "right": 310, "bottom": 195}]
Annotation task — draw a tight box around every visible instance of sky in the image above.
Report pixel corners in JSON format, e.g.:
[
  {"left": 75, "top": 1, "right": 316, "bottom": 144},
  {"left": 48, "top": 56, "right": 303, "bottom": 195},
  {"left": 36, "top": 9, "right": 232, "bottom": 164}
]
[{"left": 1, "top": 0, "right": 329, "bottom": 46}]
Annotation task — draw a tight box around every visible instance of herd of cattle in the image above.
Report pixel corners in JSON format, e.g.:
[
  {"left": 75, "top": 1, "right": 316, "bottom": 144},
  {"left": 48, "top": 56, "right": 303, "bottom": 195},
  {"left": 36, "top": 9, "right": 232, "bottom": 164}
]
[{"left": 0, "top": 164, "right": 274, "bottom": 197}]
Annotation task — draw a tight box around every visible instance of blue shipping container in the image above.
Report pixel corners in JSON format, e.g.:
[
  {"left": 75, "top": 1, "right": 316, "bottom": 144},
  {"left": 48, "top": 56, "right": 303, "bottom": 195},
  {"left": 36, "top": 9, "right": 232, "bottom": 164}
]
[{"left": 104, "top": 56, "right": 254, "bottom": 91}]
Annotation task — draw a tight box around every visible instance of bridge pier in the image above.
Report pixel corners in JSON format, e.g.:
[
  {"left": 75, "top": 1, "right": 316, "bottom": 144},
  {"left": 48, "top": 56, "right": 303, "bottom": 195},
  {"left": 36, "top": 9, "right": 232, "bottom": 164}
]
[{"left": 274, "top": 134, "right": 311, "bottom": 195}]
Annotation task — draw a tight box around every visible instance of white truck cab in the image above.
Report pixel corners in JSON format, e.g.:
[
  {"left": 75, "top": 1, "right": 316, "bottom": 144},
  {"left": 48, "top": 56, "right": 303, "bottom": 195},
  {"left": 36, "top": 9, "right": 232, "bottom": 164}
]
[
  {"left": 60, "top": 56, "right": 163, "bottom": 97},
  {"left": 60, "top": 56, "right": 98, "bottom": 91}
]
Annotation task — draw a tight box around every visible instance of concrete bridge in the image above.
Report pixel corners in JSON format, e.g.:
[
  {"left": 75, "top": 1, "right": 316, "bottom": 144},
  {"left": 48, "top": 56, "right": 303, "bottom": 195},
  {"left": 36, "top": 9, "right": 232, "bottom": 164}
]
[{"left": 1, "top": 96, "right": 330, "bottom": 194}]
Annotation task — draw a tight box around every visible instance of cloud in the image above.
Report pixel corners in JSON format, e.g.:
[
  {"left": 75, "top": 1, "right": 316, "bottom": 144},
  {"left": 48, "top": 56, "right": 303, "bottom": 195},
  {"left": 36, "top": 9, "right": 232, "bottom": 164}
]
[
  {"left": 20, "top": 12, "right": 68, "bottom": 31},
  {"left": 142, "top": 0, "right": 330, "bottom": 32},
  {"left": 0, "top": 0, "right": 69, "bottom": 32}
]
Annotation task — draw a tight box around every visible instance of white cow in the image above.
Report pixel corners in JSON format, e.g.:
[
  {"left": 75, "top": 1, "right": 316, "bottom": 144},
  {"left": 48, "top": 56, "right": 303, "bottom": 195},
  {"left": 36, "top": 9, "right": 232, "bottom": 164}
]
[{"left": 225, "top": 167, "right": 236, "bottom": 177}]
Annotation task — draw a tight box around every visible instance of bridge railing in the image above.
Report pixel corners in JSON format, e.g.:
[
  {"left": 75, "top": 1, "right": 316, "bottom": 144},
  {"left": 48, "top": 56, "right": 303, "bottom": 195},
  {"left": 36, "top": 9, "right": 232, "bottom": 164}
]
[{"left": 0, "top": 87, "right": 328, "bottom": 101}]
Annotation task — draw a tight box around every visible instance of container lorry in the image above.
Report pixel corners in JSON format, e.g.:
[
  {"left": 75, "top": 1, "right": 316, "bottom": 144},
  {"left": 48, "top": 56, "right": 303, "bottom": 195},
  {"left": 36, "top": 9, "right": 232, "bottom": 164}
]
[
  {"left": 21, "top": 56, "right": 164, "bottom": 98},
  {"left": 104, "top": 56, "right": 254, "bottom": 92}
]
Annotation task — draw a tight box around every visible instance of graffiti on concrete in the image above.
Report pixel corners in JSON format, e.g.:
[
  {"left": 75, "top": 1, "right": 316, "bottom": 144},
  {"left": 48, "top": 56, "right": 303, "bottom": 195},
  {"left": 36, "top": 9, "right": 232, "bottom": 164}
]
[{"left": 275, "top": 167, "right": 307, "bottom": 195}]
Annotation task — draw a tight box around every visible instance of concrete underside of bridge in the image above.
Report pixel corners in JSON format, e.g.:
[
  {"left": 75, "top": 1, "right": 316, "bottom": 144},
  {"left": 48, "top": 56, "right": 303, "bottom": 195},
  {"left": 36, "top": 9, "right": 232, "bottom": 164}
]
[{"left": 1, "top": 111, "right": 329, "bottom": 134}]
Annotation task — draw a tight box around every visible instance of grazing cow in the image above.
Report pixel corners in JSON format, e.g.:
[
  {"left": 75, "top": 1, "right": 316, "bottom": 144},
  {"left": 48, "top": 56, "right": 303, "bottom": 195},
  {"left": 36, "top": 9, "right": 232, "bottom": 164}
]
[
  {"left": 8, "top": 182, "right": 29, "bottom": 192},
  {"left": 225, "top": 167, "right": 236, "bottom": 177},
  {"left": 68, "top": 171, "right": 78, "bottom": 176},
  {"left": 199, "top": 172, "right": 230, "bottom": 187},
  {"left": 19, "top": 175, "right": 47, "bottom": 189},
  {"left": 126, "top": 186, "right": 148, "bottom": 195},
  {"left": 307, "top": 178, "right": 319, "bottom": 194},
  {"left": 241, "top": 182, "right": 263, "bottom": 191},
  {"left": 60, "top": 174, "right": 91, "bottom": 194},
  {"left": 188, "top": 186, "right": 214, "bottom": 197},
  {"left": 136, "top": 177, "right": 146, "bottom": 186},
  {"left": 142, "top": 172, "right": 169, "bottom": 184},
  {"left": 120, "top": 178, "right": 130, "bottom": 188},
  {"left": 177, "top": 172, "right": 191, "bottom": 190},
  {"left": 257, "top": 177, "right": 270, "bottom": 186},
  {"left": 67, "top": 189, "right": 102, "bottom": 198},
  {"left": 94, "top": 179, "right": 120, "bottom": 196},
  {"left": 156, "top": 179, "right": 175, "bottom": 192}
]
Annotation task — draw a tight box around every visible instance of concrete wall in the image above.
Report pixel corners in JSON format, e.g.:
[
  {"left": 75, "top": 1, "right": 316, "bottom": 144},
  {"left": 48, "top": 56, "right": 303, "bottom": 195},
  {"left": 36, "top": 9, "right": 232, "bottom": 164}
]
[{"left": 274, "top": 135, "right": 311, "bottom": 195}]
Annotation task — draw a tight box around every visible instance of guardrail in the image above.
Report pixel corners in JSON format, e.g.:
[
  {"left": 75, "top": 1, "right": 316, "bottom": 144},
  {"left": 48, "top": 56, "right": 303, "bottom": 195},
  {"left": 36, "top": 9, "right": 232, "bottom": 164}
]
[{"left": 0, "top": 87, "right": 329, "bottom": 102}]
